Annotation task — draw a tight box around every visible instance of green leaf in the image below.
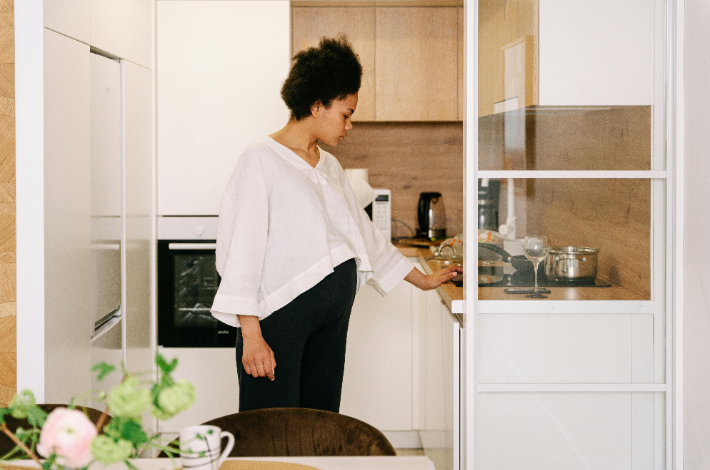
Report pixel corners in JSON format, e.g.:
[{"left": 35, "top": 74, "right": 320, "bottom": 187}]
[
  {"left": 0, "top": 407, "right": 10, "bottom": 425},
  {"left": 155, "top": 353, "right": 178, "bottom": 375},
  {"left": 121, "top": 419, "right": 149, "bottom": 445},
  {"left": 91, "top": 362, "right": 117, "bottom": 381},
  {"left": 26, "top": 406, "right": 47, "bottom": 428}
]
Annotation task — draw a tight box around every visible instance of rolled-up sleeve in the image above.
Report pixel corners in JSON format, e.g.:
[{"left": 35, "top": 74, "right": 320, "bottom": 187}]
[{"left": 211, "top": 152, "right": 269, "bottom": 327}]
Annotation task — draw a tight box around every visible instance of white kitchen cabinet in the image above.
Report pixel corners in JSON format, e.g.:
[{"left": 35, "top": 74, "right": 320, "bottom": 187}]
[
  {"left": 43, "top": 28, "right": 92, "bottom": 403},
  {"left": 90, "top": 54, "right": 122, "bottom": 218},
  {"left": 90, "top": 0, "right": 153, "bottom": 69},
  {"left": 157, "top": 1, "right": 290, "bottom": 216},
  {"left": 340, "top": 278, "right": 414, "bottom": 432},
  {"left": 418, "top": 289, "right": 459, "bottom": 470},
  {"left": 538, "top": 0, "right": 655, "bottom": 106},
  {"left": 44, "top": 0, "right": 90, "bottom": 44},
  {"left": 158, "top": 348, "right": 241, "bottom": 433},
  {"left": 124, "top": 60, "right": 154, "bottom": 377}
]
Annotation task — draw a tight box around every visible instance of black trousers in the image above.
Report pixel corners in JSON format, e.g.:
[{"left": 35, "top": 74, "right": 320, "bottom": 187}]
[{"left": 236, "top": 258, "right": 357, "bottom": 413}]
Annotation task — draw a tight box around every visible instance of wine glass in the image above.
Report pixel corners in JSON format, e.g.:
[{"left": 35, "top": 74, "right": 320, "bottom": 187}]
[{"left": 522, "top": 235, "right": 550, "bottom": 298}]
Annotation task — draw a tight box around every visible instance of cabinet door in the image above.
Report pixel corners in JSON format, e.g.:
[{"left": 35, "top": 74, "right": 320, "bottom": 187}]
[
  {"left": 90, "top": 0, "right": 152, "bottom": 69},
  {"left": 292, "top": 7, "right": 376, "bottom": 122},
  {"left": 538, "top": 0, "right": 654, "bottom": 106},
  {"left": 123, "top": 60, "right": 154, "bottom": 382},
  {"left": 375, "top": 7, "right": 458, "bottom": 121},
  {"left": 43, "top": 29, "right": 92, "bottom": 403},
  {"left": 44, "top": 0, "right": 90, "bottom": 44},
  {"left": 420, "top": 290, "right": 458, "bottom": 470},
  {"left": 157, "top": 1, "right": 290, "bottom": 216},
  {"left": 340, "top": 281, "right": 413, "bottom": 431}
]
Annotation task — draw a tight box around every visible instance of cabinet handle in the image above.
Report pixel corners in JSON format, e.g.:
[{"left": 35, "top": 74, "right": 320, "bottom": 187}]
[{"left": 168, "top": 243, "right": 217, "bottom": 250}]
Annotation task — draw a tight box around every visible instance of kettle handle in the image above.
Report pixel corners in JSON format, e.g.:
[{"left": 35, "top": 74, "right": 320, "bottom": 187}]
[{"left": 418, "top": 196, "right": 429, "bottom": 236}]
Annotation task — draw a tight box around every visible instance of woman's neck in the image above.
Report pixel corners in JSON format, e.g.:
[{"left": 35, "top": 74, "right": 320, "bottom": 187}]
[{"left": 270, "top": 119, "right": 320, "bottom": 167}]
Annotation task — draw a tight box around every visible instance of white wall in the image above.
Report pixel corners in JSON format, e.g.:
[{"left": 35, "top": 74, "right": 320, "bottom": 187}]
[{"left": 683, "top": 1, "right": 710, "bottom": 468}]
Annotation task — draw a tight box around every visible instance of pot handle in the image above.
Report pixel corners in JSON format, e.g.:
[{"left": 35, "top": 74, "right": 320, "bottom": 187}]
[{"left": 478, "top": 243, "right": 512, "bottom": 262}]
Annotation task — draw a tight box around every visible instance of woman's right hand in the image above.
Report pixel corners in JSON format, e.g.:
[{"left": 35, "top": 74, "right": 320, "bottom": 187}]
[{"left": 238, "top": 315, "right": 276, "bottom": 381}]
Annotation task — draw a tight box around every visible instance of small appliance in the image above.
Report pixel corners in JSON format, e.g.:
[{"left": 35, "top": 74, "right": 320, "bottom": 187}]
[
  {"left": 364, "top": 189, "right": 392, "bottom": 240},
  {"left": 478, "top": 179, "right": 500, "bottom": 231},
  {"left": 418, "top": 192, "right": 447, "bottom": 239}
]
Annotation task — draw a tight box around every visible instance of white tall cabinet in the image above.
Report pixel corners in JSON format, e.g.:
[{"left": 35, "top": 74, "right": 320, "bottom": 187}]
[
  {"left": 157, "top": 0, "right": 290, "bottom": 216},
  {"left": 16, "top": 0, "right": 154, "bottom": 407}
]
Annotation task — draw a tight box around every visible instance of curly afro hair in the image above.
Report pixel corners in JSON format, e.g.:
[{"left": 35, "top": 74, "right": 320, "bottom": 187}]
[{"left": 281, "top": 35, "right": 363, "bottom": 121}]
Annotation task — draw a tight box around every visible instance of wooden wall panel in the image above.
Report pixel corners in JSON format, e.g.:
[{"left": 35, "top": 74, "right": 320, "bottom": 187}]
[
  {"left": 320, "top": 122, "right": 464, "bottom": 237},
  {"left": 0, "top": 0, "right": 14, "bottom": 407}
]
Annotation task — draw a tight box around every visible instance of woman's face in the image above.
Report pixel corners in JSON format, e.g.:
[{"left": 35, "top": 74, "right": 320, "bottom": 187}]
[{"left": 314, "top": 93, "right": 358, "bottom": 146}]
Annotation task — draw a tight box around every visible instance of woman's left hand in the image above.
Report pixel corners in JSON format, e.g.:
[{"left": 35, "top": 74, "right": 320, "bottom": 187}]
[{"left": 405, "top": 265, "right": 463, "bottom": 291}]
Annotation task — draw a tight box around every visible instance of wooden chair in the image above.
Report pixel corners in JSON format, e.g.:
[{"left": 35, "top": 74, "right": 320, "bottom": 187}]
[
  {"left": 0, "top": 404, "right": 110, "bottom": 458},
  {"left": 195, "top": 408, "right": 396, "bottom": 457}
]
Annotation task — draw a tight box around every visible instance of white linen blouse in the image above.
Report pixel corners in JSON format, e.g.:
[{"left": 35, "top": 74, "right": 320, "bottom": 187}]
[{"left": 211, "top": 136, "right": 414, "bottom": 328}]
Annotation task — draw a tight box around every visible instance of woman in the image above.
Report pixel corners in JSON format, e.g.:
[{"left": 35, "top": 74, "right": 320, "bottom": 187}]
[{"left": 211, "top": 36, "right": 462, "bottom": 413}]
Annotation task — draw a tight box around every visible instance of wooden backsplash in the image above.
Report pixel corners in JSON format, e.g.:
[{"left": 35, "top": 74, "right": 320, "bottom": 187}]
[{"left": 320, "top": 122, "right": 464, "bottom": 238}]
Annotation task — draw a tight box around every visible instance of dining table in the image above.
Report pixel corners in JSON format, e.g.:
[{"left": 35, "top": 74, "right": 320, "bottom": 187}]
[{"left": 2, "top": 456, "right": 435, "bottom": 470}]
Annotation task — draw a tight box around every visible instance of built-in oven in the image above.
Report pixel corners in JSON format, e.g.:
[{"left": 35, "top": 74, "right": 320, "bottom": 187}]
[{"left": 157, "top": 217, "right": 235, "bottom": 347}]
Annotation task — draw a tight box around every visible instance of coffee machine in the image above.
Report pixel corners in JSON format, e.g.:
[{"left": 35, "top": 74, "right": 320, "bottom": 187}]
[{"left": 478, "top": 179, "right": 500, "bottom": 231}]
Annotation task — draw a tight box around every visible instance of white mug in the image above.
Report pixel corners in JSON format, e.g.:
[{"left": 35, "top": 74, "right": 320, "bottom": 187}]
[{"left": 179, "top": 425, "right": 235, "bottom": 470}]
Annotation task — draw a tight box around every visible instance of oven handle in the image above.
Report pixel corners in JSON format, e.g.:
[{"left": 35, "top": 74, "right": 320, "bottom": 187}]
[
  {"left": 168, "top": 243, "right": 217, "bottom": 250},
  {"left": 177, "top": 307, "right": 213, "bottom": 312}
]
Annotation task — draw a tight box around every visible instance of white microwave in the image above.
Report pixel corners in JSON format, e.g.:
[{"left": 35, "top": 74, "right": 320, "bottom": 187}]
[{"left": 365, "top": 189, "right": 392, "bottom": 240}]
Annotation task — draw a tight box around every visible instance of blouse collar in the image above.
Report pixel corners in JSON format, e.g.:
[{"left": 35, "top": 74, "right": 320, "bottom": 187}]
[{"left": 263, "top": 136, "right": 324, "bottom": 171}]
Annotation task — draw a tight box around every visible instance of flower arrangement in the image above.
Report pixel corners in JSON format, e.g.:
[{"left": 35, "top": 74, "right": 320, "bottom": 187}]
[{"left": 0, "top": 354, "right": 196, "bottom": 470}]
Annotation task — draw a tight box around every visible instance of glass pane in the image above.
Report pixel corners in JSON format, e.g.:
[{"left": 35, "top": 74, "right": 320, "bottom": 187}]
[
  {"left": 478, "top": 106, "right": 652, "bottom": 171},
  {"left": 477, "top": 178, "right": 653, "bottom": 301},
  {"left": 478, "top": 0, "right": 661, "bottom": 171},
  {"left": 174, "top": 253, "right": 220, "bottom": 328}
]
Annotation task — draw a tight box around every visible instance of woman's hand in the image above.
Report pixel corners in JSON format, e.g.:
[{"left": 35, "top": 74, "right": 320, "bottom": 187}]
[
  {"left": 238, "top": 315, "right": 276, "bottom": 381},
  {"left": 404, "top": 265, "right": 463, "bottom": 291}
]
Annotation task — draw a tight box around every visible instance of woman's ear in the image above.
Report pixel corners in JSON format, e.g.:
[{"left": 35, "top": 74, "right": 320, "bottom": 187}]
[{"left": 311, "top": 100, "right": 323, "bottom": 118}]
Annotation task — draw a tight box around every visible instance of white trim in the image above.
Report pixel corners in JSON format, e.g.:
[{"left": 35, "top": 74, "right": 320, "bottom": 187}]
[
  {"left": 665, "top": 1, "right": 677, "bottom": 468},
  {"left": 151, "top": 0, "right": 160, "bottom": 441},
  {"left": 477, "top": 170, "right": 667, "bottom": 179},
  {"left": 15, "top": 0, "right": 45, "bottom": 401},
  {"left": 463, "top": 1, "right": 478, "bottom": 469},
  {"left": 478, "top": 384, "right": 667, "bottom": 393},
  {"left": 120, "top": 59, "right": 128, "bottom": 366},
  {"left": 673, "top": 0, "right": 684, "bottom": 467},
  {"left": 477, "top": 300, "right": 655, "bottom": 314}
]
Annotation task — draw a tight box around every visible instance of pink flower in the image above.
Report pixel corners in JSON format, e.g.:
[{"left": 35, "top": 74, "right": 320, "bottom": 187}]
[{"left": 37, "top": 408, "right": 98, "bottom": 468}]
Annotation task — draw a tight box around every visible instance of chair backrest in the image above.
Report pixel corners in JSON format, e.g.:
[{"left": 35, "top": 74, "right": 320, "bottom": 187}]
[
  {"left": 202, "top": 408, "right": 397, "bottom": 457},
  {"left": 0, "top": 404, "right": 110, "bottom": 458}
]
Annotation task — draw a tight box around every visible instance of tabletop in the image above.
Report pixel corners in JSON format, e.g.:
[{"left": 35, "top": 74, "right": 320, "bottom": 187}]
[{"left": 2, "top": 456, "right": 435, "bottom": 470}]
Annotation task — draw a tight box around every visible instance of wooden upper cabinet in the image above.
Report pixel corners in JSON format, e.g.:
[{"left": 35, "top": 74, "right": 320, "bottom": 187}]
[
  {"left": 292, "top": 7, "right": 376, "bottom": 121},
  {"left": 376, "top": 7, "right": 458, "bottom": 121},
  {"left": 292, "top": 6, "right": 460, "bottom": 121}
]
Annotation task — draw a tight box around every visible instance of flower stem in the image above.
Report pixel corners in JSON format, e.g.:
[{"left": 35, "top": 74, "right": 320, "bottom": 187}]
[
  {"left": 0, "top": 422, "right": 43, "bottom": 467},
  {"left": 95, "top": 406, "right": 110, "bottom": 434}
]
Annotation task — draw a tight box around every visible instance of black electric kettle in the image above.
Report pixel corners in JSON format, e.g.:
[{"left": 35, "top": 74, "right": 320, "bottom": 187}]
[{"left": 418, "top": 192, "right": 447, "bottom": 239}]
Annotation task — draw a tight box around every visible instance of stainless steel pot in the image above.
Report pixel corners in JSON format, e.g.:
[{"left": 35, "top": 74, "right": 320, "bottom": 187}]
[{"left": 544, "top": 246, "right": 599, "bottom": 281}]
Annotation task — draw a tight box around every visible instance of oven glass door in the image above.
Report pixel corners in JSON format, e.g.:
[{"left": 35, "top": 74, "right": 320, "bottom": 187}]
[{"left": 158, "top": 240, "right": 236, "bottom": 347}]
